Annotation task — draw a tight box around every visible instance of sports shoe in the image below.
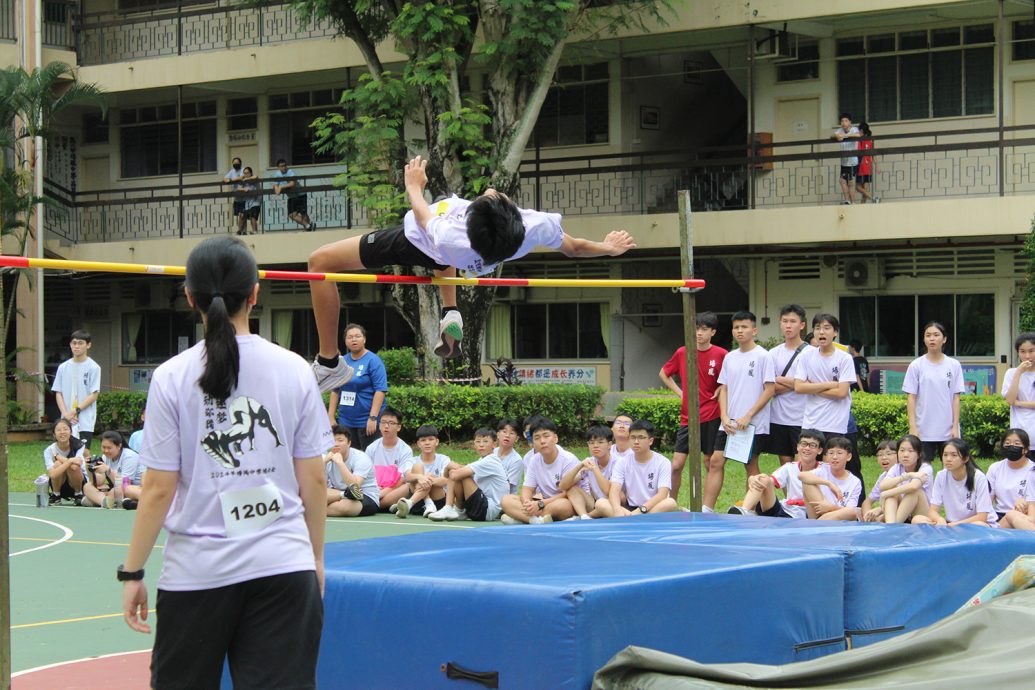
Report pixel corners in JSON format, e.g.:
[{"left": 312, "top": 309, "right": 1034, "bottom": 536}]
[
  {"left": 580, "top": 514, "right": 593, "bottom": 520},
  {"left": 455, "top": 508, "right": 468, "bottom": 521},
  {"left": 393, "top": 497, "right": 411, "bottom": 518},
  {"left": 727, "top": 505, "right": 750, "bottom": 515},
  {"left": 500, "top": 514, "right": 520, "bottom": 525},
  {"left": 422, "top": 504, "right": 437, "bottom": 518},
  {"left": 48, "top": 493, "right": 62, "bottom": 505},
  {"left": 73, "top": 492, "right": 84, "bottom": 507},
  {"left": 872, "top": 197, "right": 881, "bottom": 204},
  {"left": 841, "top": 200, "right": 852, "bottom": 205},
  {"left": 122, "top": 499, "right": 138, "bottom": 510},
  {"left": 429, "top": 504, "right": 461, "bottom": 522},
  {"left": 563, "top": 516, "right": 580, "bottom": 521},
  {"left": 102, "top": 495, "right": 116, "bottom": 509},
  {"left": 312, "top": 357, "right": 355, "bottom": 393},
  {"left": 345, "top": 483, "right": 364, "bottom": 501},
  {"left": 434, "top": 310, "right": 464, "bottom": 359},
  {"left": 529, "top": 515, "right": 554, "bottom": 525}
]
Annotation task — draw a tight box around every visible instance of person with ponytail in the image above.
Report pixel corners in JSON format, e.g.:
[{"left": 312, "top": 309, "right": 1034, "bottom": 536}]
[
  {"left": 120, "top": 236, "right": 332, "bottom": 690},
  {"left": 913, "top": 438, "right": 997, "bottom": 527}
]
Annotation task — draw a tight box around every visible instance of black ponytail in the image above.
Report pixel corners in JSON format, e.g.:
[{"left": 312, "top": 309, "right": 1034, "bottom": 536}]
[{"left": 185, "top": 236, "right": 258, "bottom": 403}]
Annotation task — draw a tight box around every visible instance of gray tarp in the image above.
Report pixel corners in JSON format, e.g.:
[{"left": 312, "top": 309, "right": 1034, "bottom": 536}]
[{"left": 593, "top": 587, "right": 1035, "bottom": 689}]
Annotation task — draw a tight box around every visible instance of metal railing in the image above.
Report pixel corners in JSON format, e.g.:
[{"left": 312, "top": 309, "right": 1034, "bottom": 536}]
[
  {"left": 1, "top": 0, "right": 14, "bottom": 40},
  {"left": 0, "top": 1, "right": 77, "bottom": 48},
  {"left": 77, "top": 0, "right": 339, "bottom": 65}
]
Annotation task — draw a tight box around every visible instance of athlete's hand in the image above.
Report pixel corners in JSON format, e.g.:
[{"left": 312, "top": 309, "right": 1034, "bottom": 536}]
[
  {"left": 123, "top": 581, "right": 150, "bottom": 633},
  {"left": 1019, "top": 360, "right": 1035, "bottom": 373},
  {"left": 602, "top": 230, "right": 636, "bottom": 256},
  {"left": 404, "top": 155, "right": 428, "bottom": 190}
]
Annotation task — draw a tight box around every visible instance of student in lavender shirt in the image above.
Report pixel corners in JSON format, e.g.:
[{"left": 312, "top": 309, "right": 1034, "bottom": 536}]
[
  {"left": 799, "top": 436, "right": 862, "bottom": 521},
  {"left": 986, "top": 428, "right": 1034, "bottom": 524},
  {"left": 325, "top": 427, "right": 380, "bottom": 518},
  {"left": 500, "top": 417, "right": 578, "bottom": 524},
  {"left": 493, "top": 418, "right": 524, "bottom": 494},
  {"left": 610, "top": 420, "right": 678, "bottom": 516},
  {"left": 903, "top": 321, "right": 965, "bottom": 463},
  {"left": 878, "top": 434, "right": 934, "bottom": 524},
  {"left": 429, "top": 428, "right": 511, "bottom": 522},
  {"left": 392, "top": 424, "right": 451, "bottom": 518},
  {"left": 1001, "top": 333, "right": 1035, "bottom": 443},
  {"left": 120, "top": 236, "right": 330, "bottom": 690},
  {"left": 560, "top": 425, "right": 618, "bottom": 520},
  {"left": 703, "top": 310, "right": 776, "bottom": 512},
  {"left": 913, "top": 439, "right": 996, "bottom": 527}
]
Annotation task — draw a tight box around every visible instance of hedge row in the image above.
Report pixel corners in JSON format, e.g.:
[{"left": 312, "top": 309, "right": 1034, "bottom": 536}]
[{"left": 616, "top": 393, "right": 1011, "bottom": 457}]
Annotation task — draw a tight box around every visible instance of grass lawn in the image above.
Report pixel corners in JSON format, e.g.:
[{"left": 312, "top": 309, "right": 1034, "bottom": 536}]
[{"left": 8, "top": 440, "right": 999, "bottom": 514}]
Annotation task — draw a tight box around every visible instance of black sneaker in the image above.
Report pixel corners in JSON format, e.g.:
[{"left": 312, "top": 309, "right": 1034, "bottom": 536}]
[
  {"left": 345, "top": 483, "right": 364, "bottom": 501},
  {"left": 73, "top": 492, "right": 84, "bottom": 506},
  {"left": 48, "top": 493, "right": 62, "bottom": 505},
  {"left": 122, "top": 499, "right": 139, "bottom": 510}
]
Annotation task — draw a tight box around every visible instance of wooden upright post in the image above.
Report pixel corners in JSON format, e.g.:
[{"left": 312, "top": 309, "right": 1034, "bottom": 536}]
[{"left": 678, "top": 190, "right": 702, "bottom": 511}]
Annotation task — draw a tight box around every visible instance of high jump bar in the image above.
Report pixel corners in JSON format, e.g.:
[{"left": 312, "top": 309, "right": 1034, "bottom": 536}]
[{"left": 0, "top": 255, "right": 706, "bottom": 290}]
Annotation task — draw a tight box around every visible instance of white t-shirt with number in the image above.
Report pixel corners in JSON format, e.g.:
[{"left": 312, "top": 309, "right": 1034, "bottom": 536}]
[
  {"left": 931, "top": 467, "right": 997, "bottom": 525},
  {"left": 140, "top": 335, "right": 333, "bottom": 591},
  {"left": 985, "top": 459, "right": 1035, "bottom": 514}
]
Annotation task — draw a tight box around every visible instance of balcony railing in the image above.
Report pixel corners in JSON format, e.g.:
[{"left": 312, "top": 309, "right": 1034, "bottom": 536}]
[
  {"left": 77, "top": 0, "right": 338, "bottom": 65},
  {"left": 0, "top": 1, "right": 78, "bottom": 48},
  {"left": 1, "top": 0, "right": 14, "bottom": 40},
  {"left": 43, "top": 129, "right": 1035, "bottom": 245}
]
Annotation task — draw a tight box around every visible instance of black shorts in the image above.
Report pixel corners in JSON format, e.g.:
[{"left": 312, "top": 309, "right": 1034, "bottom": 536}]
[
  {"left": 359, "top": 225, "right": 448, "bottom": 271},
  {"left": 758, "top": 500, "right": 793, "bottom": 519},
  {"left": 152, "top": 570, "right": 322, "bottom": 690},
  {"left": 768, "top": 423, "right": 802, "bottom": 457},
  {"left": 357, "top": 495, "right": 379, "bottom": 517},
  {"left": 232, "top": 200, "right": 245, "bottom": 215},
  {"left": 287, "top": 195, "right": 308, "bottom": 216},
  {"left": 51, "top": 477, "right": 79, "bottom": 499},
  {"left": 465, "top": 488, "right": 489, "bottom": 522},
  {"left": 856, "top": 174, "right": 871, "bottom": 184},
  {"left": 921, "top": 441, "right": 945, "bottom": 464},
  {"left": 243, "top": 205, "right": 260, "bottom": 220},
  {"left": 77, "top": 431, "right": 93, "bottom": 450},
  {"left": 713, "top": 430, "right": 768, "bottom": 458},
  {"left": 674, "top": 419, "right": 721, "bottom": 455},
  {"left": 997, "top": 511, "right": 1008, "bottom": 523},
  {"left": 840, "top": 165, "right": 857, "bottom": 180}
]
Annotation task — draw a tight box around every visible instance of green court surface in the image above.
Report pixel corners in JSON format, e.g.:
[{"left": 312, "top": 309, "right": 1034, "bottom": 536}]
[{"left": 7, "top": 493, "right": 496, "bottom": 674}]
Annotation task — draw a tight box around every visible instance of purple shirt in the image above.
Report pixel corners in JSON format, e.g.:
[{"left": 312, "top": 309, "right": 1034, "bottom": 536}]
[
  {"left": 885, "top": 462, "right": 935, "bottom": 502},
  {"left": 811, "top": 464, "right": 862, "bottom": 509},
  {"left": 931, "top": 467, "right": 997, "bottom": 525},
  {"left": 1001, "top": 367, "right": 1035, "bottom": 441},
  {"left": 580, "top": 455, "right": 620, "bottom": 500},
  {"left": 902, "top": 355, "right": 964, "bottom": 442},
  {"left": 769, "top": 343, "right": 811, "bottom": 426},
  {"left": 792, "top": 347, "right": 856, "bottom": 433},
  {"left": 986, "top": 459, "right": 1035, "bottom": 513},
  {"left": 522, "top": 445, "right": 580, "bottom": 499},
  {"left": 612, "top": 451, "right": 672, "bottom": 507},
  {"left": 717, "top": 345, "right": 776, "bottom": 434}
]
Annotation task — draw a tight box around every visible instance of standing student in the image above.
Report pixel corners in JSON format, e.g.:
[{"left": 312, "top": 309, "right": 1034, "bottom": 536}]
[
  {"left": 878, "top": 434, "right": 933, "bottom": 524},
  {"left": 560, "top": 425, "right": 617, "bottom": 520},
  {"left": 325, "top": 427, "right": 380, "bottom": 518},
  {"left": 1001, "top": 332, "right": 1035, "bottom": 443},
  {"left": 364, "top": 407, "right": 414, "bottom": 511},
  {"left": 768, "top": 304, "right": 809, "bottom": 465},
  {"left": 659, "top": 311, "right": 727, "bottom": 500},
  {"left": 239, "top": 167, "right": 262, "bottom": 235},
  {"left": 703, "top": 310, "right": 776, "bottom": 512},
  {"left": 730, "top": 429, "right": 825, "bottom": 518},
  {"left": 799, "top": 436, "right": 862, "bottom": 521},
  {"left": 500, "top": 417, "right": 578, "bottom": 524},
  {"left": 854, "top": 122, "right": 878, "bottom": 203},
  {"left": 913, "top": 439, "right": 996, "bottom": 527},
  {"left": 326, "top": 323, "right": 388, "bottom": 450},
  {"left": 832, "top": 113, "right": 861, "bottom": 204},
  {"left": 609, "top": 420, "right": 678, "bottom": 516},
  {"left": 986, "top": 428, "right": 1034, "bottom": 523},
  {"left": 493, "top": 418, "right": 524, "bottom": 494},
  {"left": 120, "top": 236, "right": 330, "bottom": 690},
  {"left": 903, "top": 321, "right": 964, "bottom": 463},
  {"left": 849, "top": 340, "right": 870, "bottom": 393},
  {"left": 52, "top": 329, "right": 102, "bottom": 449},
  {"left": 272, "top": 158, "right": 314, "bottom": 231},
  {"left": 429, "top": 428, "right": 511, "bottom": 522},
  {"left": 861, "top": 439, "right": 898, "bottom": 522},
  {"left": 223, "top": 157, "right": 247, "bottom": 234}
]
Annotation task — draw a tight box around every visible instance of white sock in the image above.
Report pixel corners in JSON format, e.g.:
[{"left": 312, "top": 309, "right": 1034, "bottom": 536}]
[
  {"left": 702, "top": 505, "right": 713, "bottom": 513},
  {"left": 424, "top": 498, "right": 436, "bottom": 513}
]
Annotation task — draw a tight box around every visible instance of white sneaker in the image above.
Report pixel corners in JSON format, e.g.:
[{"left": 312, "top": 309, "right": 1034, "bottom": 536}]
[
  {"left": 429, "top": 504, "right": 460, "bottom": 522},
  {"left": 701, "top": 505, "right": 714, "bottom": 514},
  {"left": 580, "top": 514, "right": 593, "bottom": 520},
  {"left": 455, "top": 508, "right": 468, "bottom": 521},
  {"left": 500, "top": 514, "right": 520, "bottom": 525},
  {"left": 393, "top": 497, "right": 411, "bottom": 518},
  {"left": 433, "top": 311, "right": 464, "bottom": 359},
  {"left": 563, "top": 516, "right": 580, "bottom": 521},
  {"left": 529, "top": 515, "right": 554, "bottom": 525},
  {"left": 312, "top": 357, "right": 355, "bottom": 393}
]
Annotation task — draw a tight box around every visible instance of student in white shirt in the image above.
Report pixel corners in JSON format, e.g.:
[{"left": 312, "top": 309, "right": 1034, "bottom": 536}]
[
  {"left": 366, "top": 407, "right": 414, "bottom": 511},
  {"left": 903, "top": 321, "right": 965, "bottom": 463},
  {"left": 767, "top": 304, "right": 809, "bottom": 465},
  {"left": 560, "top": 425, "right": 617, "bottom": 519},
  {"left": 799, "top": 436, "right": 862, "bottom": 521},
  {"left": 986, "top": 428, "right": 1034, "bottom": 523},
  {"left": 1001, "top": 334, "right": 1035, "bottom": 449},
  {"left": 392, "top": 424, "right": 451, "bottom": 518},
  {"left": 861, "top": 439, "right": 898, "bottom": 522},
  {"left": 730, "top": 429, "right": 824, "bottom": 518},
  {"left": 429, "top": 428, "right": 511, "bottom": 522},
  {"left": 999, "top": 460, "right": 1035, "bottom": 530},
  {"left": 914, "top": 439, "right": 997, "bottom": 527},
  {"left": 493, "top": 418, "right": 524, "bottom": 494},
  {"left": 878, "top": 434, "right": 934, "bottom": 524},
  {"left": 500, "top": 417, "right": 578, "bottom": 524},
  {"left": 609, "top": 420, "right": 678, "bottom": 516}
]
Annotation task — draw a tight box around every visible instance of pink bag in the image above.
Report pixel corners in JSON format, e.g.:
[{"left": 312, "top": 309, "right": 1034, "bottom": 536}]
[{"left": 375, "top": 465, "right": 402, "bottom": 489}]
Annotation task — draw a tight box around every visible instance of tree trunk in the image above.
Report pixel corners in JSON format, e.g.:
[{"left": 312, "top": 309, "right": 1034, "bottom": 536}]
[
  {"left": 389, "top": 267, "right": 443, "bottom": 382},
  {"left": 446, "top": 279, "right": 498, "bottom": 383}
]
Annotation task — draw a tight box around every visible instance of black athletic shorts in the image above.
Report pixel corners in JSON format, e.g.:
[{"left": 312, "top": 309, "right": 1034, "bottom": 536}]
[
  {"left": 921, "top": 441, "right": 945, "bottom": 464},
  {"left": 232, "top": 200, "right": 245, "bottom": 215},
  {"left": 152, "top": 570, "right": 322, "bottom": 690},
  {"left": 855, "top": 174, "right": 871, "bottom": 184},
  {"left": 713, "top": 430, "right": 768, "bottom": 458},
  {"left": 358, "top": 225, "right": 448, "bottom": 271},
  {"left": 758, "top": 499, "right": 794, "bottom": 519},
  {"left": 768, "top": 423, "right": 802, "bottom": 457},
  {"left": 840, "top": 165, "right": 857, "bottom": 180},
  {"left": 465, "top": 488, "right": 489, "bottom": 522},
  {"left": 357, "top": 495, "right": 379, "bottom": 517},
  {"left": 674, "top": 419, "right": 721, "bottom": 455},
  {"left": 287, "top": 194, "right": 308, "bottom": 216},
  {"left": 243, "top": 205, "right": 260, "bottom": 220}
]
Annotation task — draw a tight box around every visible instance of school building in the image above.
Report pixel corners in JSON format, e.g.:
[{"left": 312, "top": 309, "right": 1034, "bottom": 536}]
[{"left": 3, "top": 0, "right": 1033, "bottom": 412}]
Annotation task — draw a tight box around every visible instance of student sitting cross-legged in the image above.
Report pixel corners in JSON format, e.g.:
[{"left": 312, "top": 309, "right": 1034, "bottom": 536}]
[
  {"left": 500, "top": 417, "right": 577, "bottom": 524},
  {"left": 325, "top": 426, "right": 380, "bottom": 517},
  {"left": 392, "top": 424, "right": 451, "bottom": 518},
  {"left": 428, "top": 427, "right": 511, "bottom": 522},
  {"left": 559, "top": 425, "right": 617, "bottom": 520},
  {"left": 913, "top": 438, "right": 997, "bottom": 526},
  {"left": 729, "top": 429, "right": 825, "bottom": 518},
  {"left": 610, "top": 420, "right": 678, "bottom": 516},
  {"left": 799, "top": 436, "right": 862, "bottom": 520},
  {"left": 493, "top": 418, "right": 524, "bottom": 494},
  {"left": 364, "top": 407, "right": 414, "bottom": 511},
  {"left": 860, "top": 439, "right": 898, "bottom": 522}
]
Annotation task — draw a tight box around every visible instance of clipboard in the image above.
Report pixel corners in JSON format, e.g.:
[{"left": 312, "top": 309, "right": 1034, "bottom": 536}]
[{"left": 723, "top": 424, "right": 756, "bottom": 464}]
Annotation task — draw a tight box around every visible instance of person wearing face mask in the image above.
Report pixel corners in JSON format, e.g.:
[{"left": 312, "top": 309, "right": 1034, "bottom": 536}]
[
  {"left": 986, "top": 428, "right": 1034, "bottom": 523},
  {"left": 223, "top": 157, "right": 248, "bottom": 234}
]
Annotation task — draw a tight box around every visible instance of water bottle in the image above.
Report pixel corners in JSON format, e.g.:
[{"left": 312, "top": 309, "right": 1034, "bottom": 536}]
[
  {"left": 35, "top": 475, "right": 50, "bottom": 508},
  {"left": 121, "top": 475, "right": 131, "bottom": 508}
]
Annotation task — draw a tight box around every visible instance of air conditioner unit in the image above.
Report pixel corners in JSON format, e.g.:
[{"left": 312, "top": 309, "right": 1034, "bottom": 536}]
[
  {"left": 843, "top": 258, "right": 884, "bottom": 290},
  {"left": 754, "top": 28, "right": 798, "bottom": 61},
  {"left": 495, "top": 286, "right": 527, "bottom": 302}
]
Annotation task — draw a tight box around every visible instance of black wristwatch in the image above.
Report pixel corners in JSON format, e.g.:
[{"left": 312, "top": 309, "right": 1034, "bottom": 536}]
[
  {"left": 537, "top": 499, "right": 545, "bottom": 511},
  {"left": 639, "top": 506, "right": 648, "bottom": 514},
  {"left": 368, "top": 415, "right": 377, "bottom": 421},
  {"left": 117, "top": 565, "right": 145, "bottom": 581}
]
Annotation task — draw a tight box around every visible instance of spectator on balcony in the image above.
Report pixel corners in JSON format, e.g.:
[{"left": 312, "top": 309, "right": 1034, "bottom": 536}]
[
  {"left": 832, "top": 113, "right": 860, "bottom": 205},
  {"left": 273, "top": 158, "right": 314, "bottom": 232},
  {"left": 223, "top": 157, "right": 247, "bottom": 234},
  {"left": 239, "top": 166, "right": 261, "bottom": 235},
  {"left": 855, "top": 122, "right": 879, "bottom": 204}
]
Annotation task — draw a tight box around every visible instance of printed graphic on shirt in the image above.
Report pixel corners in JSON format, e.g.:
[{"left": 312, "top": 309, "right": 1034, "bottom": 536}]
[
  {"left": 201, "top": 395, "right": 284, "bottom": 468},
  {"left": 707, "top": 359, "right": 718, "bottom": 376},
  {"left": 748, "top": 360, "right": 756, "bottom": 377}
]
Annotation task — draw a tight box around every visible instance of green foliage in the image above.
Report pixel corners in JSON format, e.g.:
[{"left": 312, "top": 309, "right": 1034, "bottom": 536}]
[
  {"left": 1020, "top": 216, "right": 1035, "bottom": 332},
  {"left": 756, "top": 335, "right": 783, "bottom": 351},
  {"left": 96, "top": 391, "right": 147, "bottom": 432},
  {"left": 379, "top": 347, "right": 418, "bottom": 386},
  {"left": 961, "top": 395, "right": 1011, "bottom": 457},
  {"left": 386, "top": 384, "right": 603, "bottom": 442},
  {"left": 851, "top": 393, "right": 909, "bottom": 455},
  {"left": 615, "top": 396, "right": 681, "bottom": 445}
]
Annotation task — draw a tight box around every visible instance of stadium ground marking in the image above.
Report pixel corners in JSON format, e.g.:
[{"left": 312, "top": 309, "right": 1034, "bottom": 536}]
[
  {"left": 10, "top": 514, "right": 73, "bottom": 556},
  {"left": 12, "top": 649, "right": 151, "bottom": 676}
]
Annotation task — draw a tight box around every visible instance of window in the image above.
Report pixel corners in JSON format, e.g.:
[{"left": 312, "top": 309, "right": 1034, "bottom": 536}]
[
  {"left": 228, "top": 97, "right": 258, "bottom": 131},
  {"left": 1014, "top": 20, "right": 1035, "bottom": 61},
  {"left": 836, "top": 25, "right": 994, "bottom": 122},
  {"left": 777, "top": 42, "right": 820, "bottom": 82},
  {"left": 82, "top": 113, "right": 108, "bottom": 144},
  {"left": 488, "top": 302, "right": 609, "bottom": 359},
  {"left": 838, "top": 294, "right": 994, "bottom": 358},
  {"left": 268, "top": 89, "right": 343, "bottom": 166},
  {"left": 119, "top": 101, "right": 217, "bottom": 178},
  {"left": 533, "top": 63, "right": 609, "bottom": 147},
  {"left": 123, "top": 311, "right": 196, "bottom": 364},
  {"left": 270, "top": 307, "right": 412, "bottom": 360}
]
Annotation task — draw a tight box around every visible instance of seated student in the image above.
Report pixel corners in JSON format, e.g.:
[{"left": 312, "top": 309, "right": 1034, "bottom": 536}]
[
  {"left": 609, "top": 420, "right": 678, "bottom": 516},
  {"left": 392, "top": 424, "right": 451, "bottom": 518},
  {"left": 128, "top": 410, "right": 145, "bottom": 453},
  {"left": 729, "top": 429, "right": 825, "bottom": 518},
  {"left": 81, "top": 431, "right": 144, "bottom": 509},
  {"left": 500, "top": 417, "right": 578, "bottom": 524},
  {"left": 999, "top": 467, "right": 1035, "bottom": 529},
  {"left": 799, "top": 436, "right": 862, "bottom": 521},
  {"left": 493, "top": 418, "right": 524, "bottom": 494},
  {"left": 364, "top": 407, "right": 414, "bottom": 510},
  {"left": 986, "top": 428, "right": 1034, "bottom": 523},
  {"left": 42, "top": 419, "right": 87, "bottom": 505},
  {"left": 429, "top": 428, "right": 511, "bottom": 522},
  {"left": 325, "top": 426, "right": 380, "bottom": 517},
  {"left": 878, "top": 434, "right": 934, "bottom": 524},
  {"left": 913, "top": 438, "right": 997, "bottom": 527},
  {"left": 559, "top": 425, "right": 617, "bottom": 520},
  {"left": 610, "top": 414, "right": 635, "bottom": 466},
  {"left": 860, "top": 439, "right": 898, "bottom": 522}
]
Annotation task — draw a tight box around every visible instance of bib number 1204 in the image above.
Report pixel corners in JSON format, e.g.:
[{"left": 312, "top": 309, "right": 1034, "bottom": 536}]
[
  {"left": 219, "top": 483, "right": 284, "bottom": 538},
  {"left": 230, "top": 499, "right": 280, "bottom": 521}
]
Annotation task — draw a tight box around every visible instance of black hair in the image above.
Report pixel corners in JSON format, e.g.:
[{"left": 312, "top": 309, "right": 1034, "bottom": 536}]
[
  {"left": 942, "top": 438, "right": 975, "bottom": 492},
  {"left": 922, "top": 321, "right": 948, "bottom": 338},
  {"left": 70, "top": 329, "right": 91, "bottom": 343},
  {"left": 415, "top": 424, "right": 439, "bottom": 439},
  {"left": 849, "top": 339, "right": 863, "bottom": 352},
  {"left": 824, "top": 435, "right": 853, "bottom": 454},
  {"left": 497, "top": 418, "right": 520, "bottom": 434},
  {"left": 1015, "top": 332, "right": 1035, "bottom": 352},
  {"left": 1002, "top": 427, "right": 1030, "bottom": 451},
  {"left": 381, "top": 407, "right": 402, "bottom": 423},
  {"left": 528, "top": 417, "right": 559, "bottom": 435},
  {"left": 243, "top": 166, "right": 253, "bottom": 175},
  {"left": 523, "top": 414, "right": 544, "bottom": 431},
  {"left": 586, "top": 425, "right": 613, "bottom": 442},
  {"left": 629, "top": 419, "right": 655, "bottom": 437},
  {"left": 232, "top": 157, "right": 242, "bottom": 164},
  {"left": 344, "top": 323, "right": 367, "bottom": 338},
  {"left": 894, "top": 434, "right": 926, "bottom": 473},
  {"left": 466, "top": 193, "right": 525, "bottom": 265},
  {"left": 798, "top": 428, "right": 826, "bottom": 446},
  {"left": 804, "top": 331, "right": 815, "bottom": 344},
  {"left": 812, "top": 313, "right": 840, "bottom": 331},
  {"left": 695, "top": 311, "right": 719, "bottom": 329},
  {"left": 52, "top": 419, "right": 82, "bottom": 455},
  {"left": 731, "top": 310, "right": 756, "bottom": 324},
  {"left": 839, "top": 112, "right": 852, "bottom": 122},
  {"left": 778, "top": 304, "right": 806, "bottom": 322},
  {"left": 332, "top": 425, "right": 352, "bottom": 441},
  {"left": 474, "top": 427, "right": 496, "bottom": 439},
  {"left": 858, "top": 121, "right": 872, "bottom": 137},
  {"left": 185, "top": 236, "right": 258, "bottom": 403},
  {"left": 100, "top": 430, "right": 124, "bottom": 447},
  {"left": 276, "top": 158, "right": 287, "bottom": 166},
  {"left": 876, "top": 438, "right": 898, "bottom": 454}
]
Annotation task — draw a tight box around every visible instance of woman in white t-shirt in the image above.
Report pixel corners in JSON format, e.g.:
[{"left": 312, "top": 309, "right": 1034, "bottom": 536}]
[
  {"left": 1001, "top": 333, "right": 1035, "bottom": 442},
  {"left": 914, "top": 438, "right": 997, "bottom": 527},
  {"left": 878, "top": 434, "right": 934, "bottom": 524},
  {"left": 986, "top": 428, "right": 1035, "bottom": 524},
  {"left": 120, "top": 236, "right": 331, "bottom": 689},
  {"left": 902, "top": 321, "right": 965, "bottom": 463}
]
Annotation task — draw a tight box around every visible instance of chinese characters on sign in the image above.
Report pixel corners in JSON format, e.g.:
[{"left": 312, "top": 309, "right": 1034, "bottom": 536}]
[{"left": 515, "top": 366, "right": 597, "bottom": 385}]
